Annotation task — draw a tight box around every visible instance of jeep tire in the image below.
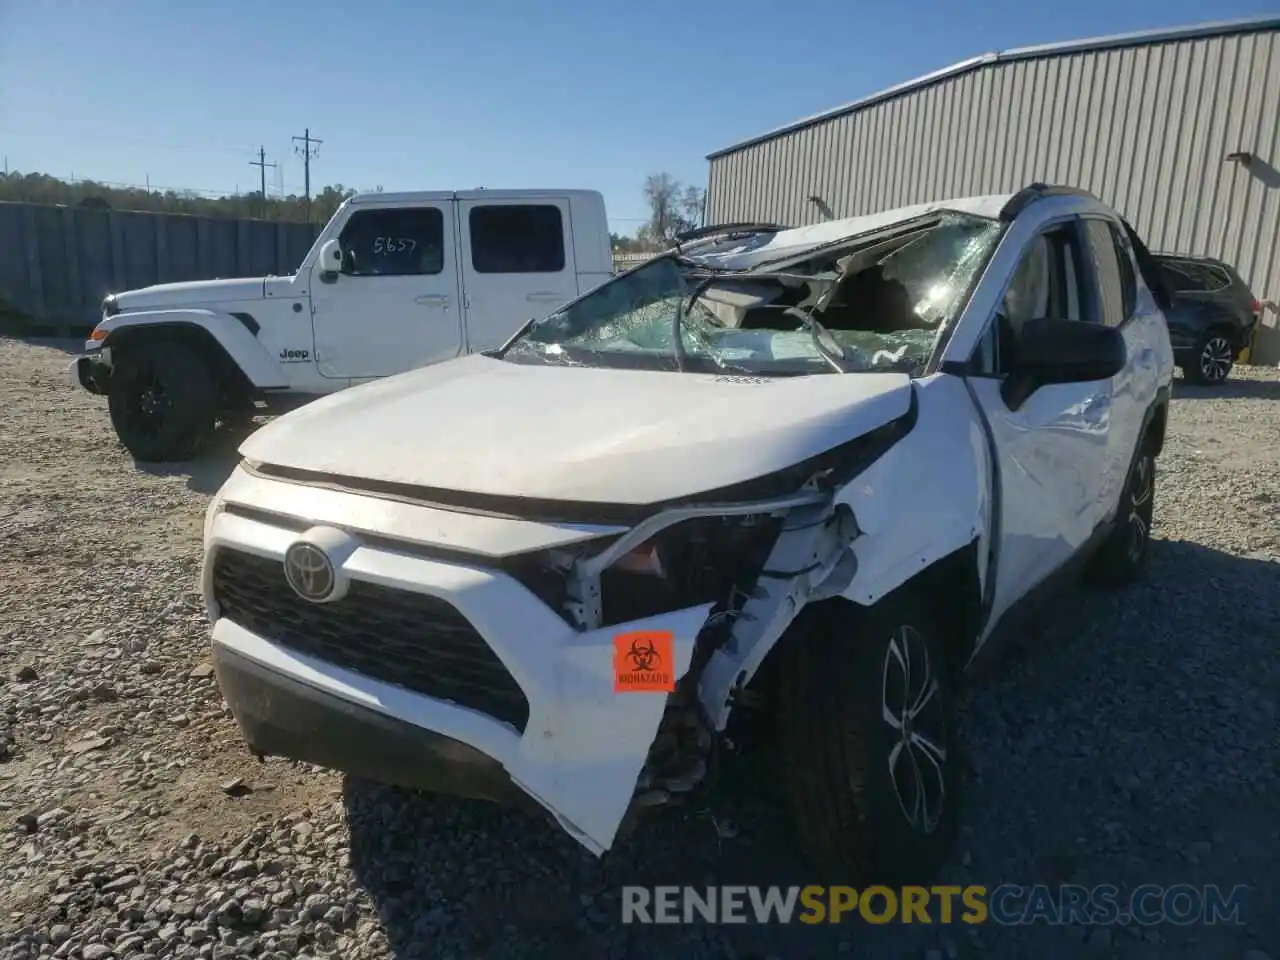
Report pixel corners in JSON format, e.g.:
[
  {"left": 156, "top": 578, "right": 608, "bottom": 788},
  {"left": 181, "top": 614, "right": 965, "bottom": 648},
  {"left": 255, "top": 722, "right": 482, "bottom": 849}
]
[
  {"left": 776, "top": 594, "right": 960, "bottom": 885},
  {"left": 107, "top": 341, "right": 218, "bottom": 462}
]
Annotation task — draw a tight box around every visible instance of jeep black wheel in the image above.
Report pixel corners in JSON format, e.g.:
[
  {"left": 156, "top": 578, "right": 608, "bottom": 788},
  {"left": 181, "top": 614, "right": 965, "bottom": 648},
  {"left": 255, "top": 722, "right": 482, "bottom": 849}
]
[
  {"left": 777, "top": 595, "right": 959, "bottom": 885},
  {"left": 1182, "top": 330, "right": 1235, "bottom": 385},
  {"left": 1085, "top": 444, "right": 1155, "bottom": 586},
  {"left": 108, "top": 341, "right": 217, "bottom": 462}
]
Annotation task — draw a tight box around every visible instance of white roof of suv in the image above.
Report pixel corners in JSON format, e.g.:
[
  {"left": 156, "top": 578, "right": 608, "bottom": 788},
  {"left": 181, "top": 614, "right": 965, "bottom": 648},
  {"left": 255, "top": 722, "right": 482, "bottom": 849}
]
[{"left": 686, "top": 192, "right": 1018, "bottom": 271}]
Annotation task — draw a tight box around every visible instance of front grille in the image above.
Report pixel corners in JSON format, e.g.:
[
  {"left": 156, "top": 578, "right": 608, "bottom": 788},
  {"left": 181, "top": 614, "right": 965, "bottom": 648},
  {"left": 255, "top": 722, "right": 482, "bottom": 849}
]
[{"left": 211, "top": 548, "right": 530, "bottom": 732}]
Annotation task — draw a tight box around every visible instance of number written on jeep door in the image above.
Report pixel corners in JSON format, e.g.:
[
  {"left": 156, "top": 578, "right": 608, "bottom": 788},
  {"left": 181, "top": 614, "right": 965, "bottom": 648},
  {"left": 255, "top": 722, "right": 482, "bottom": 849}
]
[{"left": 372, "top": 237, "right": 417, "bottom": 255}]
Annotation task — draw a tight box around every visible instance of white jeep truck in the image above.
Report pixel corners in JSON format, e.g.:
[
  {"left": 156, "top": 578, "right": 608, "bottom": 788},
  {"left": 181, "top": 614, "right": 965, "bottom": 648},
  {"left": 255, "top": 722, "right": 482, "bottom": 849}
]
[
  {"left": 71, "top": 189, "right": 612, "bottom": 461},
  {"left": 201, "top": 183, "right": 1175, "bottom": 882}
]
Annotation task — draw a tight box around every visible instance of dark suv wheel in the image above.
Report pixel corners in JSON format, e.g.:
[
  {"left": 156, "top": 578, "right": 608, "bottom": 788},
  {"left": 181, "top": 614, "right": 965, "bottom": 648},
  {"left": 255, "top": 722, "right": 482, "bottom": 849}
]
[
  {"left": 107, "top": 341, "right": 218, "bottom": 462},
  {"left": 1182, "top": 328, "right": 1236, "bottom": 385}
]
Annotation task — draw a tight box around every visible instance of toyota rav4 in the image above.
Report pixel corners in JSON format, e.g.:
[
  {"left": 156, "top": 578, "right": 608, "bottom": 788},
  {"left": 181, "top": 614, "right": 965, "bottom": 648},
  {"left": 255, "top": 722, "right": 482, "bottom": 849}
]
[{"left": 202, "top": 183, "right": 1174, "bottom": 882}]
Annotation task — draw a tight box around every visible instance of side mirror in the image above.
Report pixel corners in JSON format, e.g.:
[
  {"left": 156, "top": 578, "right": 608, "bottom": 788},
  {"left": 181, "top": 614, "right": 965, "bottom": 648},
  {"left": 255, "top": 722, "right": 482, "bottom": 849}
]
[
  {"left": 1002, "top": 318, "right": 1126, "bottom": 409},
  {"left": 317, "top": 238, "right": 344, "bottom": 283}
]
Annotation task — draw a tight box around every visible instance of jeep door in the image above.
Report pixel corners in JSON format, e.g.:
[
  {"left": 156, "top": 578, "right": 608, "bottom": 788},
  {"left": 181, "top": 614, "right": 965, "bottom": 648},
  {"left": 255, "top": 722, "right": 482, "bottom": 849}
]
[
  {"left": 455, "top": 196, "right": 579, "bottom": 353},
  {"left": 943, "top": 213, "right": 1123, "bottom": 633},
  {"left": 308, "top": 199, "right": 465, "bottom": 380}
]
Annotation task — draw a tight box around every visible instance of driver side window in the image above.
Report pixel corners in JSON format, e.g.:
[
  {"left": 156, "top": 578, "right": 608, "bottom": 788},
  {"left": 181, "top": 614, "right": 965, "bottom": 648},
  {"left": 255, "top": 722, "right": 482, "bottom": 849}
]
[
  {"left": 337, "top": 207, "right": 445, "bottom": 277},
  {"left": 976, "top": 222, "right": 1090, "bottom": 376}
]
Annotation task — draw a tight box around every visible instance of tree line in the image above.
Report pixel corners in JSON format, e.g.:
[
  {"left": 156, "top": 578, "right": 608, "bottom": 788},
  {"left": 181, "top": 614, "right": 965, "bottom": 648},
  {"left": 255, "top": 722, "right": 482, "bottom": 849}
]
[
  {"left": 1, "top": 168, "right": 707, "bottom": 253},
  {"left": 0, "top": 171, "right": 356, "bottom": 224}
]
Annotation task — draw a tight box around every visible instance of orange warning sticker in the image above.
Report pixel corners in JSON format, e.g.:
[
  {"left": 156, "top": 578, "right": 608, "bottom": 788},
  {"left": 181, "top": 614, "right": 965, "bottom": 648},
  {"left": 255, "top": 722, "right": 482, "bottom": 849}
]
[{"left": 613, "top": 630, "right": 675, "bottom": 693}]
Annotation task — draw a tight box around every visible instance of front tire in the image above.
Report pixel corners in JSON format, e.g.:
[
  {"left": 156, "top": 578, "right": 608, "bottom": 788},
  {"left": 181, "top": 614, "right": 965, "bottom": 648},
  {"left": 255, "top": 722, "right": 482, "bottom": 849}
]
[
  {"left": 777, "top": 595, "right": 960, "bottom": 884},
  {"left": 1181, "top": 329, "right": 1235, "bottom": 385},
  {"left": 107, "top": 341, "right": 218, "bottom": 462}
]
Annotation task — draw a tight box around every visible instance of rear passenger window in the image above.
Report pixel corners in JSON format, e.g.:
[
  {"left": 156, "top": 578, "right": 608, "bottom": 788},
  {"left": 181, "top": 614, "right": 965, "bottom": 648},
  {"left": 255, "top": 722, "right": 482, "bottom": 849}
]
[
  {"left": 470, "top": 205, "right": 566, "bottom": 273},
  {"left": 1109, "top": 224, "right": 1137, "bottom": 318},
  {"left": 1082, "top": 220, "right": 1128, "bottom": 327},
  {"left": 339, "top": 207, "right": 445, "bottom": 277},
  {"left": 1159, "top": 259, "right": 1229, "bottom": 293}
]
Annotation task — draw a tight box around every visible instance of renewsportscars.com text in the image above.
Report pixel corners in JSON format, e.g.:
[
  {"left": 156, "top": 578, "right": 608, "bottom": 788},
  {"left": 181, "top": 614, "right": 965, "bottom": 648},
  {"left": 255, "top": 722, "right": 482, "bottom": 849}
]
[{"left": 621, "top": 884, "right": 1250, "bottom": 926}]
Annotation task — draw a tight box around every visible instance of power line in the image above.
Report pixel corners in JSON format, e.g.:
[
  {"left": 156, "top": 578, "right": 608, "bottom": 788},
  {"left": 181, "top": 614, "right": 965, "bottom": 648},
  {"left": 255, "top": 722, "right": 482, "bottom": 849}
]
[
  {"left": 248, "top": 146, "right": 277, "bottom": 216},
  {"left": 292, "top": 128, "right": 322, "bottom": 223}
]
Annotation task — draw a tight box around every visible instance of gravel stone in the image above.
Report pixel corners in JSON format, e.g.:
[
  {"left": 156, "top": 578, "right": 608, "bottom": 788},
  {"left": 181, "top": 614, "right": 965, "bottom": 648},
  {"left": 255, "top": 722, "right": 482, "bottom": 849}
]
[{"left": 1, "top": 338, "right": 1276, "bottom": 959}]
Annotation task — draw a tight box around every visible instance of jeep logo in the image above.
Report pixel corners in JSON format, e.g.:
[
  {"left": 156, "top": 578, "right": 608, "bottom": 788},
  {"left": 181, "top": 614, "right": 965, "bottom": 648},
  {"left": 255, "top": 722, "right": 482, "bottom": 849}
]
[{"left": 279, "top": 348, "right": 311, "bottom": 363}]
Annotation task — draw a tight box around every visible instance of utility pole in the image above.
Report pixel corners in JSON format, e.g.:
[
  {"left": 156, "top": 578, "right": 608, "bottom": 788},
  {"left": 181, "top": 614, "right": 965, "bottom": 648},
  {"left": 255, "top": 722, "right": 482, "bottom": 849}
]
[
  {"left": 249, "top": 146, "right": 277, "bottom": 219},
  {"left": 291, "top": 128, "right": 322, "bottom": 222}
]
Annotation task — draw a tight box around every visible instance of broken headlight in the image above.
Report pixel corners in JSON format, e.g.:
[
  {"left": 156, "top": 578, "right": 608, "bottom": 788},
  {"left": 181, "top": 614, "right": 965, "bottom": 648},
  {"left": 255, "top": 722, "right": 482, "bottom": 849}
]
[
  {"left": 598, "top": 513, "right": 784, "bottom": 626},
  {"left": 500, "top": 513, "right": 784, "bottom": 629}
]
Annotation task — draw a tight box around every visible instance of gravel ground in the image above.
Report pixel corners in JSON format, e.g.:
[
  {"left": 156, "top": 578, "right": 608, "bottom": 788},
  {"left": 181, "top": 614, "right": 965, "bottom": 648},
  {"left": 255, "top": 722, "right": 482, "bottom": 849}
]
[{"left": 1, "top": 336, "right": 1277, "bottom": 960}]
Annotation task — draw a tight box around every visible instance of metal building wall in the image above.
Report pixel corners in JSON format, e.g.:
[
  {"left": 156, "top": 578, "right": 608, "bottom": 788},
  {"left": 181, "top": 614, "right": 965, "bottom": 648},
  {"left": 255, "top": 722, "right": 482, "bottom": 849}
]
[{"left": 707, "top": 27, "right": 1280, "bottom": 361}]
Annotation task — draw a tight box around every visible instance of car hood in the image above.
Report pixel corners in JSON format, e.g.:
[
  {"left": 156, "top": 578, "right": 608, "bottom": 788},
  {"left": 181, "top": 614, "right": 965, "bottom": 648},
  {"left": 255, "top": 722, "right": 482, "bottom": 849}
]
[
  {"left": 114, "top": 278, "right": 267, "bottom": 311},
  {"left": 239, "top": 354, "right": 915, "bottom": 505}
]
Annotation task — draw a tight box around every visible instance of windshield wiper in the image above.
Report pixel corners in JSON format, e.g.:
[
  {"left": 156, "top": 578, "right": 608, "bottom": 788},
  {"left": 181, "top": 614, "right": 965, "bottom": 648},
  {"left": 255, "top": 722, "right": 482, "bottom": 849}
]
[
  {"left": 672, "top": 266, "right": 739, "bottom": 371},
  {"left": 780, "top": 305, "right": 850, "bottom": 374}
]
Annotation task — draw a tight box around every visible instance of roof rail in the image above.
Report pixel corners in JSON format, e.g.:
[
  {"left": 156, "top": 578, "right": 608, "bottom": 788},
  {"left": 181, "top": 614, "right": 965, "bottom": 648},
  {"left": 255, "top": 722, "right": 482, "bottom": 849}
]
[
  {"left": 999, "top": 183, "right": 1099, "bottom": 220},
  {"left": 674, "top": 221, "right": 785, "bottom": 245}
]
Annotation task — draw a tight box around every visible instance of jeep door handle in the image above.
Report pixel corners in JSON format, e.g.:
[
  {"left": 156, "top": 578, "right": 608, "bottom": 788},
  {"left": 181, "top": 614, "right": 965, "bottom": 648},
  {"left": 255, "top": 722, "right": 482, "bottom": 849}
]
[
  {"left": 526, "top": 291, "right": 562, "bottom": 302},
  {"left": 415, "top": 295, "right": 450, "bottom": 306}
]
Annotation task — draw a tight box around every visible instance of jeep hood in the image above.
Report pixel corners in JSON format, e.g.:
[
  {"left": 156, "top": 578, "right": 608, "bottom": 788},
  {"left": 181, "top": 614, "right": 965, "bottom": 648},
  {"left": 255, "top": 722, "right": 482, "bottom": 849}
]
[
  {"left": 240, "top": 354, "right": 914, "bottom": 505},
  {"left": 113, "top": 278, "right": 268, "bottom": 312}
]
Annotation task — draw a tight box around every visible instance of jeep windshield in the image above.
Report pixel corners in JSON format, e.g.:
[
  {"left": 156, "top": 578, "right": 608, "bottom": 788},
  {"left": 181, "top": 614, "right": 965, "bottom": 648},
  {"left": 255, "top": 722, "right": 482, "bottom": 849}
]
[{"left": 499, "top": 212, "right": 1006, "bottom": 376}]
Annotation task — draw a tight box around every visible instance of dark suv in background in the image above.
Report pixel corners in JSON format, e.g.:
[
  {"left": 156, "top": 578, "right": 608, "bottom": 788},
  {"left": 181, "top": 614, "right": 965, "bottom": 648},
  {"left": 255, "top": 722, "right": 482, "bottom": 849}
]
[{"left": 1153, "top": 252, "right": 1260, "bottom": 384}]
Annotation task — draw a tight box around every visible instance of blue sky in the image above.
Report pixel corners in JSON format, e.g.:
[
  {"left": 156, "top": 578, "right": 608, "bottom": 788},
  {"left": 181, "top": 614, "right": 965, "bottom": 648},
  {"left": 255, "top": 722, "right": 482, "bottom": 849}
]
[{"left": 1, "top": 0, "right": 1275, "bottom": 234}]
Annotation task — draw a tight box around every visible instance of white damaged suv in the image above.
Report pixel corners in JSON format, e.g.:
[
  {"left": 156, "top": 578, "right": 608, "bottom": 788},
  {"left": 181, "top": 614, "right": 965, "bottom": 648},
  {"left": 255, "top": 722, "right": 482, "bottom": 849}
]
[{"left": 203, "top": 183, "right": 1174, "bottom": 882}]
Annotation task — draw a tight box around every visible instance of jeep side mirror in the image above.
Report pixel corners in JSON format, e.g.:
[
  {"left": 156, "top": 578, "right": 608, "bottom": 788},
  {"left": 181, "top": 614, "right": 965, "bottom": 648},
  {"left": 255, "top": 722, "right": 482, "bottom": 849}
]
[
  {"left": 1002, "top": 317, "right": 1126, "bottom": 410},
  {"left": 318, "top": 239, "right": 344, "bottom": 283}
]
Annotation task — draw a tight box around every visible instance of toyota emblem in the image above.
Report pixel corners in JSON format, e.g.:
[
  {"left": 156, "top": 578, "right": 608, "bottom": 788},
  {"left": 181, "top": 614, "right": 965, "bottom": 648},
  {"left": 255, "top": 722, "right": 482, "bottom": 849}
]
[{"left": 283, "top": 542, "right": 337, "bottom": 602}]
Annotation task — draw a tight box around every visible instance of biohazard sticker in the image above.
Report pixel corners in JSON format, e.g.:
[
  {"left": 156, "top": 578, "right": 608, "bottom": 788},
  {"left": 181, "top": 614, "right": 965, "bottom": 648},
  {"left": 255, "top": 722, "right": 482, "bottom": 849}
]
[{"left": 613, "top": 630, "right": 675, "bottom": 693}]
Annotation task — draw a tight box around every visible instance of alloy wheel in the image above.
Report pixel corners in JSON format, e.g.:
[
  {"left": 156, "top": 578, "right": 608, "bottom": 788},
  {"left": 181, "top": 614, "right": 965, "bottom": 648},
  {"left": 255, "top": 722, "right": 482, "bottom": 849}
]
[
  {"left": 881, "top": 625, "right": 948, "bottom": 834},
  {"left": 1127, "top": 453, "right": 1154, "bottom": 564},
  {"left": 1198, "top": 337, "right": 1233, "bottom": 383}
]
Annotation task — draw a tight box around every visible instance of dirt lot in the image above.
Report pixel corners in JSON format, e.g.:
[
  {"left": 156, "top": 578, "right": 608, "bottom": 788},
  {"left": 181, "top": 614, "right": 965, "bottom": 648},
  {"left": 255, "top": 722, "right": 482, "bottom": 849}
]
[{"left": 1, "top": 336, "right": 1277, "bottom": 960}]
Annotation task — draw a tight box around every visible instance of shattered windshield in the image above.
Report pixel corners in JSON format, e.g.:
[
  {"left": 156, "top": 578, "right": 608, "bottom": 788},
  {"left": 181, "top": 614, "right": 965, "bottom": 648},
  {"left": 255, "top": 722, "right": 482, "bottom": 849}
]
[{"left": 500, "top": 212, "right": 1005, "bottom": 376}]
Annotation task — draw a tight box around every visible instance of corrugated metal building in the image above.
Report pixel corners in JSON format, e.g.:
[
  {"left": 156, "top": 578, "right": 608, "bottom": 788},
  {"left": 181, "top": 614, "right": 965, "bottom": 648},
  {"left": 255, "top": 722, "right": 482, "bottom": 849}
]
[{"left": 705, "top": 15, "right": 1280, "bottom": 363}]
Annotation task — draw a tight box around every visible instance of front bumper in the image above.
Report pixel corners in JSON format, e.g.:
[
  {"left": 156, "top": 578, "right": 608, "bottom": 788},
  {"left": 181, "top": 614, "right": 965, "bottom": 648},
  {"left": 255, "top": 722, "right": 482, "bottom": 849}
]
[
  {"left": 212, "top": 642, "right": 539, "bottom": 809},
  {"left": 70, "top": 352, "right": 111, "bottom": 395},
  {"left": 203, "top": 468, "right": 715, "bottom": 855}
]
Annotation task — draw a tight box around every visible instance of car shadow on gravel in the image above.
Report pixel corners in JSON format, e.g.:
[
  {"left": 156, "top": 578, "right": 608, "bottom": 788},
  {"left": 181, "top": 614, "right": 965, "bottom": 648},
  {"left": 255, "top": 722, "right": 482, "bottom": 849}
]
[
  {"left": 341, "top": 754, "right": 879, "bottom": 959},
  {"left": 1172, "top": 375, "right": 1280, "bottom": 401},
  {"left": 133, "top": 421, "right": 262, "bottom": 494},
  {"left": 342, "top": 536, "right": 1278, "bottom": 959}
]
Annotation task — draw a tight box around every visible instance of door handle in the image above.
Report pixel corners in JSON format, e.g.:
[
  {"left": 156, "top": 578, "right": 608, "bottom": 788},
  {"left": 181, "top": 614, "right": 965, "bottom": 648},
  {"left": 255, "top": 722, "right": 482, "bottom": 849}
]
[
  {"left": 526, "top": 291, "right": 562, "bottom": 302},
  {"left": 415, "top": 295, "right": 450, "bottom": 307}
]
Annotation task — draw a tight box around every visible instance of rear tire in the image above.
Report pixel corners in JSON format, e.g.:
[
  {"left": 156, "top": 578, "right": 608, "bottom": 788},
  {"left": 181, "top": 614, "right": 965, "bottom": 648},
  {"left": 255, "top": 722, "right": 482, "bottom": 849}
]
[
  {"left": 776, "top": 595, "right": 960, "bottom": 885},
  {"left": 1181, "top": 329, "right": 1235, "bottom": 385},
  {"left": 1085, "top": 441, "right": 1155, "bottom": 587},
  {"left": 107, "top": 341, "right": 218, "bottom": 462}
]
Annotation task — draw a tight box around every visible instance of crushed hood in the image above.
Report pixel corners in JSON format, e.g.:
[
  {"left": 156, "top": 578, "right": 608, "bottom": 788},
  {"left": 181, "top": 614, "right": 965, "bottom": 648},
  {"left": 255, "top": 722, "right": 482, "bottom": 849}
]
[
  {"left": 240, "top": 354, "right": 914, "bottom": 505},
  {"left": 114, "top": 278, "right": 267, "bottom": 312}
]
